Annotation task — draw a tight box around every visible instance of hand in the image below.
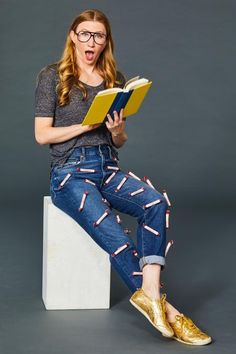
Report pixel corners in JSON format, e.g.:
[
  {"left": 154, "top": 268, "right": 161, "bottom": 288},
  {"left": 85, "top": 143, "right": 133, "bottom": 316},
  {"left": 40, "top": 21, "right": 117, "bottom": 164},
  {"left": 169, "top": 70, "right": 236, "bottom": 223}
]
[
  {"left": 82, "top": 123, "right": 101, "bottom": 133},
  {"left": 105, "top": 109, "right": 126, "bottom": 136}
]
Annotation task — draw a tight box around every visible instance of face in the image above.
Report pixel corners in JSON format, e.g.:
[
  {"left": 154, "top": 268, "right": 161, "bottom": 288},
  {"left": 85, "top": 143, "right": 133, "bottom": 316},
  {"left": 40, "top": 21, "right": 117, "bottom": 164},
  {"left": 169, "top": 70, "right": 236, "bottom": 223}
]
[{"left": 70, "top": 21, "right": 107, "bottom": 66}]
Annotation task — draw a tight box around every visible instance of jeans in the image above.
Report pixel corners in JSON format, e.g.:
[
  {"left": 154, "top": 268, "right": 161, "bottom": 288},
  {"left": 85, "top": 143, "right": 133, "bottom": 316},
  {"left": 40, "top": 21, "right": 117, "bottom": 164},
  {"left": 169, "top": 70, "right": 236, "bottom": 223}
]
[{"left": 50, "top": 144, "right": 169, "bottom": 294}]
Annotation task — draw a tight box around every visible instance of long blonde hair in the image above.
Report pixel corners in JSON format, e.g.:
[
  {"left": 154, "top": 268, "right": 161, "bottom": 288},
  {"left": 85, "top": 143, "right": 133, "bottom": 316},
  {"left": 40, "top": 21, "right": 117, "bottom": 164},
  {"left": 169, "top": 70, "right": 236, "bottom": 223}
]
[{"left": 56, "top": 9, "right": 121, "bottom": 106}]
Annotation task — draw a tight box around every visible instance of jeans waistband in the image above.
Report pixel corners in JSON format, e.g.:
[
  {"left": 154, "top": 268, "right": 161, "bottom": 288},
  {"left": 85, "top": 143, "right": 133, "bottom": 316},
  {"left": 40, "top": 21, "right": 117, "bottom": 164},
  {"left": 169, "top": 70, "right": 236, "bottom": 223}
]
[{"left": 69, "top": 144, "right": 118, "bottom": 160}]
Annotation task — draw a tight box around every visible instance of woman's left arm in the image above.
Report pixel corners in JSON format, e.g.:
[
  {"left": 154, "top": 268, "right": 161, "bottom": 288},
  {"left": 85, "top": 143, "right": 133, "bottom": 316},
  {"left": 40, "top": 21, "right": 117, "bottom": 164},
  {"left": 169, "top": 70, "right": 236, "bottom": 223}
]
[{"left": 105, "top": 108, "right": 128, "bottom": 148}]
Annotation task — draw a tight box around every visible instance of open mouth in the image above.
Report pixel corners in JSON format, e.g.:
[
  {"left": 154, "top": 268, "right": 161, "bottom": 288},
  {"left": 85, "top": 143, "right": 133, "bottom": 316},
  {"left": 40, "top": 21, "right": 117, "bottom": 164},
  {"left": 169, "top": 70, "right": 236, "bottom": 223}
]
[{"left": 85, "top": 50, "right": 95, "bottom": 61}]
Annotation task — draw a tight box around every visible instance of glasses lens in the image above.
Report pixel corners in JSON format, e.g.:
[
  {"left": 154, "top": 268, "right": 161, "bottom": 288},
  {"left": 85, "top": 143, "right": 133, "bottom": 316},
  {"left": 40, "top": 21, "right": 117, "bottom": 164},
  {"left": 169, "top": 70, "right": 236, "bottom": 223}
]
[
  {"left": 94, "top": 33, "right": 106, "bottom": 44},
  {"left": 77, "top": 31, "right": 91, "bottom": 42}
]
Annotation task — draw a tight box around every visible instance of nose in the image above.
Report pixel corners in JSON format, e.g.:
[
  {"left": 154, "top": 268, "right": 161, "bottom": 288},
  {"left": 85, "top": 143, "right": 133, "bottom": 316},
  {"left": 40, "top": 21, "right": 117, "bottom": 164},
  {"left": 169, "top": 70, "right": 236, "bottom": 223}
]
[{"left": 88, "top": 34, "right": 96, "bottom": 46}]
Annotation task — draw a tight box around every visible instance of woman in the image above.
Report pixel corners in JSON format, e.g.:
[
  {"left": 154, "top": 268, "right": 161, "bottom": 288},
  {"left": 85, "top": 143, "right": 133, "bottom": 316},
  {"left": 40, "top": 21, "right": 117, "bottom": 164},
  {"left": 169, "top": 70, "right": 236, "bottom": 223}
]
[{"left": 34, "top": 8, "right": 211, "bottom": 345}]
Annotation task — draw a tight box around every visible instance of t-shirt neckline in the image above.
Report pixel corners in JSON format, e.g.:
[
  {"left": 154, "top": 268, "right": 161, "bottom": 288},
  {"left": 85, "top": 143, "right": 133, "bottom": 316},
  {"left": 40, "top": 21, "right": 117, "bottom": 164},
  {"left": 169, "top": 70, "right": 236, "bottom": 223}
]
[{"left": 78, "top": 80, "right": 104, "bottom": 88}]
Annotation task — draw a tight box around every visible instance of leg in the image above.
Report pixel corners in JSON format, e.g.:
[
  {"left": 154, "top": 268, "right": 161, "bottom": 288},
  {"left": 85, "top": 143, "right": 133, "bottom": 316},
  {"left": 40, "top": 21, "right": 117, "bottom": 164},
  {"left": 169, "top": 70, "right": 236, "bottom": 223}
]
[
  {"left": 100, "top": 165, "right": 182, "bottom": 331},
  {"left": 101, "top": 167, "right": 211, "bottom": 344},
  {"left": 50, "top": 167, "right": 143, "bottom": 293},
  {"left": 100, "top": 160, "right": 212, "bottom": 344},
  {"left": 101, "top": 167, "right": 168, "bottom": 298}
]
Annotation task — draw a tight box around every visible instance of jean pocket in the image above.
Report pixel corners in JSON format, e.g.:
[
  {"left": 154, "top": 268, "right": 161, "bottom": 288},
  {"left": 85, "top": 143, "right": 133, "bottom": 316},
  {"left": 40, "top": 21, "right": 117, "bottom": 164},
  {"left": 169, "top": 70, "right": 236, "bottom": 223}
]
[
  {"left": 51, "top": 172, "right": 73, "bottom": 193},
  {"left": 53, "top": 158, "right": 80, "bottom": 172}
]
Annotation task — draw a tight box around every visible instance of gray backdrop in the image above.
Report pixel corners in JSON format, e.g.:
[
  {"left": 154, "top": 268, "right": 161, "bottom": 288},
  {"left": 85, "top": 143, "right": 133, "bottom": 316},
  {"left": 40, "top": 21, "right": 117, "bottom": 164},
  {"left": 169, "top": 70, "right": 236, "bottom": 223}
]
[
  {"left": 1, "top": 0, "right": 235, "bottom": 207},
  {"left": 0, "top": 1, "right": 235, "bottom": 354}
]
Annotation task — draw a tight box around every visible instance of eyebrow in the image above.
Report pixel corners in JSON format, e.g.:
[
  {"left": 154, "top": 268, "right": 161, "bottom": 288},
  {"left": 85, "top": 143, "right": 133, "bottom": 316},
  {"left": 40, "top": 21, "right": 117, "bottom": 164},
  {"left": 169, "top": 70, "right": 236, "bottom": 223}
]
[{"left": 79, "top": 28, "right": 105, "bottom": 34}]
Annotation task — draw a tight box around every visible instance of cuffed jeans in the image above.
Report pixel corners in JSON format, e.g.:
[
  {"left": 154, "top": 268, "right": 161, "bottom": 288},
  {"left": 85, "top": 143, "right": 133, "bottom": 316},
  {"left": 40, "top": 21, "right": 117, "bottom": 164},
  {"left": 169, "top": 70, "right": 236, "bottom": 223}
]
[{"left": 50, "top": 144, "right": 168, "bottom": 293}]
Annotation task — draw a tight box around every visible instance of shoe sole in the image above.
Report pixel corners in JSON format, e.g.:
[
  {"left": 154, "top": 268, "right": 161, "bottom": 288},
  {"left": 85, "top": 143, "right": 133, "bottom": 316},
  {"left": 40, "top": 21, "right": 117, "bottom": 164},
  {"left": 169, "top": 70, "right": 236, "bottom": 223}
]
[
  {"left": 171, "top": 335, "right": 212, "bottom": 346},
  {"left": 129, "top": 298, "right": 174, "bottom": 338}
]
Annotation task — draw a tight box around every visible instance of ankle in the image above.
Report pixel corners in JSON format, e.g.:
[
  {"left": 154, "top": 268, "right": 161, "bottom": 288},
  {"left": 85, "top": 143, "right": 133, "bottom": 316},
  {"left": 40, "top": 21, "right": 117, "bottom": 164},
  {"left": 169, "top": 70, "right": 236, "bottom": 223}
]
[
  {"left": 141, "top": 286, "right": 161, "bottom": 300},
  {"left": 166, "top": 313, "right": 177, "bottom": 323},
  {"left": 165, "top": 301, "right": 181, "bottom": 322}
]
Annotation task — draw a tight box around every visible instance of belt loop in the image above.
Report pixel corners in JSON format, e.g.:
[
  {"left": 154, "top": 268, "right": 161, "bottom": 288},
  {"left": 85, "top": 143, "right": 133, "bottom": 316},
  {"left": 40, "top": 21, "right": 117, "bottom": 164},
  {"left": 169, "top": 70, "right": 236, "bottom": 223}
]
[
  {"left": 98, "top": 144, "right": 102, "bottom": 157},
  {"left": 107, "top": 145, "right": 112, "bottom": 159},
  {"left": 81, "top": 146, "right": 85, "bottom": 161}
]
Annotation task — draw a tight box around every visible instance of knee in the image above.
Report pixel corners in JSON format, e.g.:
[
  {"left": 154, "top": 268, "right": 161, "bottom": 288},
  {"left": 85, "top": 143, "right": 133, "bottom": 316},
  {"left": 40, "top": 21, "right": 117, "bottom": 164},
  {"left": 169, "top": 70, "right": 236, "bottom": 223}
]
[
  {"left": 159, "top": 196, "right": 169, "bottom": 211},
  {"left": 144, "top": 190, "right": 169, "bottom": 213}
]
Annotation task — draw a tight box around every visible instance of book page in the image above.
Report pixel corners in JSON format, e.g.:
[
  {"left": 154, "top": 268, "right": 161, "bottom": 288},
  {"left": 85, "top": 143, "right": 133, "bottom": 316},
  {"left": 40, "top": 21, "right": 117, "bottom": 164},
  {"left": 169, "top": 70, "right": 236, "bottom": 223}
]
[
  {"left": 97, "top": 87, "right": 122, "bottom": 96},
  {"left": 124, "top": 76, "right": 140, "bottom": 89},
  {"left": 125, "top": 78, "right": 149, "bottom": 91}
]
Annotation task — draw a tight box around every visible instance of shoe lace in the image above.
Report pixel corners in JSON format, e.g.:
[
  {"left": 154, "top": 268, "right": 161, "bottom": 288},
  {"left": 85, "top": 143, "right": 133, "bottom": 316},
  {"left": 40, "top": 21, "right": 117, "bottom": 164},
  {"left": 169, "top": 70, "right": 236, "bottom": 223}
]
[
  {"left": 174, "top": 315, "right": 202, "bottom": 335},
  {"left": 160, "top": 294, "right": 167, "bottom": 312},
  {"left": 181, "top": 316, "right": 202, "bottom": 335}
]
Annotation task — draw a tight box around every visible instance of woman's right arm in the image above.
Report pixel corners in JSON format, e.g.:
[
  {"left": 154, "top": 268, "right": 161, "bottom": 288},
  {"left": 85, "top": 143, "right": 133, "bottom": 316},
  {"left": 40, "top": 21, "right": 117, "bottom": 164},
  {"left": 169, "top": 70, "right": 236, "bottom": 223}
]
[
  {"left": 34, "top": 117, "right": 101, "bottom": 145},
  {"left": 34, "top": 66, "right": 101, "bottom": 145}
]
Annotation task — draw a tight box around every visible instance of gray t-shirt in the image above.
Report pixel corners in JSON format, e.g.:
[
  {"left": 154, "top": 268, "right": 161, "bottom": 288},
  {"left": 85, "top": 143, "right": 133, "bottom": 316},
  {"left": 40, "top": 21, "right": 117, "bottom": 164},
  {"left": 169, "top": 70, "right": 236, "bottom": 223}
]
[{"left": 34, "top": 63, "right": 126, "bottom": 167}]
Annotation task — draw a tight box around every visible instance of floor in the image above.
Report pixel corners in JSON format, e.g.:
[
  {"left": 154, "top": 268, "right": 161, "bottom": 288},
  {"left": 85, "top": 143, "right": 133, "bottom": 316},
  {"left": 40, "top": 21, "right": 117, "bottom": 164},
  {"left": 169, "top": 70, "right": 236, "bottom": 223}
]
[{"left": 0, "top": 204, "right": 235, "bottom": 354}]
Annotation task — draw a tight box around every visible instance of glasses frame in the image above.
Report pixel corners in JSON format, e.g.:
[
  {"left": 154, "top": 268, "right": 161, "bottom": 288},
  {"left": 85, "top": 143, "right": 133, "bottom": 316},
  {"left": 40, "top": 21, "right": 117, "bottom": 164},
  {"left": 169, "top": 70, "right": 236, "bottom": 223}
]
[{"left": 74, "top": 30, "right": 107, "bottom": 45}]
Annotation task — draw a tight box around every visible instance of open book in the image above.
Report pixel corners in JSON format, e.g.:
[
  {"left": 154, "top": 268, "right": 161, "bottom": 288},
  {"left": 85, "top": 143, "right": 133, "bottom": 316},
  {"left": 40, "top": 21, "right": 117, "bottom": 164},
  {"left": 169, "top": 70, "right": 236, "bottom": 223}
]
[{"left": 81, "top": 76, "right": 152, "bottom": 126}]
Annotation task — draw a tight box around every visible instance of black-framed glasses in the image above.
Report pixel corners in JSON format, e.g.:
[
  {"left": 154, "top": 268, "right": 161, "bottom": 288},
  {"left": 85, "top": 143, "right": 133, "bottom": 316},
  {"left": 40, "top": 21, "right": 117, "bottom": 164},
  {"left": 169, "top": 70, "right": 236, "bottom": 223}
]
[{"left": 75, "top": 30, "right": 107, "bottom": 45}]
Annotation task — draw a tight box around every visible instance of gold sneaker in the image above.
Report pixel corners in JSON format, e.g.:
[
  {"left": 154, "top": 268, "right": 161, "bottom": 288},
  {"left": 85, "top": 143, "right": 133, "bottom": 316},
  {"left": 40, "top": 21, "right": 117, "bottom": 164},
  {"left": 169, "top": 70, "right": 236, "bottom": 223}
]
[
  {"left": 129, "top": 288, "right": 174, "bottom": 337},
  {"left": 169, "top": 314, "right": 212, "bottom": 345}
]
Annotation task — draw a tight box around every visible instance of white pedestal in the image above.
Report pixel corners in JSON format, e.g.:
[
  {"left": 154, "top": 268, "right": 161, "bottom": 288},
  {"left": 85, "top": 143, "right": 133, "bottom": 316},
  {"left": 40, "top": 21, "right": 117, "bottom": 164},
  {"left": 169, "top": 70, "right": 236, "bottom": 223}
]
[{"left": 42, "top": 196, "right": 111, "bottom": 310}]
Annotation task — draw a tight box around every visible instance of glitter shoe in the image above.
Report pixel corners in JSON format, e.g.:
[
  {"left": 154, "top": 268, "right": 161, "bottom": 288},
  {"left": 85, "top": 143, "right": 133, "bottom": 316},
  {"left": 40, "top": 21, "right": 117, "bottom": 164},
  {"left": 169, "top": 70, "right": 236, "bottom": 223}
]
[
  {"left": 169, "top": 314, "right": 212, "bottom": 345},
  {"left": 129, "top": 288, "right": 174, "bottom": 337}
]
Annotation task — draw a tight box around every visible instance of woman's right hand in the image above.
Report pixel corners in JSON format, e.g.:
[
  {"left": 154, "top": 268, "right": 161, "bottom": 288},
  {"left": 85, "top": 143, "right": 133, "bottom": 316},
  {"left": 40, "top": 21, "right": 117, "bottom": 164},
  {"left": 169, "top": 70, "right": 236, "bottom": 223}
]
[{"left": 81, "top": 123, "right": 102, "bottom": 133}]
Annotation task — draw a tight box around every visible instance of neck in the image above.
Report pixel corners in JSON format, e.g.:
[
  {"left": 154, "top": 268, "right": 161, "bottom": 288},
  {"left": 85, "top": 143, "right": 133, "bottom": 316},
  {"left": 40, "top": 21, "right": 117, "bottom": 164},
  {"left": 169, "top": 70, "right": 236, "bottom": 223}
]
[{"left": 78, "top": 62, "right": 96, "bottom": 75}]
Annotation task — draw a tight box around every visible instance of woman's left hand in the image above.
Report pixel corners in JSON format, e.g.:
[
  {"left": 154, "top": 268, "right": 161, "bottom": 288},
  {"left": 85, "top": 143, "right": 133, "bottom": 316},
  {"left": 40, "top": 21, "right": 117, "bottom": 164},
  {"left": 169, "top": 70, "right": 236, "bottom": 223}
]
[{"left": 105, "top": 108, "right": 126, "bottom": 136}]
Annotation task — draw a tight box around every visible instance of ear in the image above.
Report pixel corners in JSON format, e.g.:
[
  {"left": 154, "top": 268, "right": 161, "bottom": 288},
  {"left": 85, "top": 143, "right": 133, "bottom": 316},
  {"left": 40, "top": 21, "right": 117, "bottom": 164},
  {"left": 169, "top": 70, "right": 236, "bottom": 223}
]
[{"left": 69, "top": 30, "right": 76, "bottom": 44}]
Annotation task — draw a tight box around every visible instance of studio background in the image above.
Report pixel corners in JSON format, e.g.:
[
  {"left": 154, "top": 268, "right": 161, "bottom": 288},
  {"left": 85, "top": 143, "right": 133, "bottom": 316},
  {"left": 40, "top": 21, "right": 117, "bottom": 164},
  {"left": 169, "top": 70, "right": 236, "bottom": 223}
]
[{"left": 0, "top": 1, "right": 235, "bottom": 354}]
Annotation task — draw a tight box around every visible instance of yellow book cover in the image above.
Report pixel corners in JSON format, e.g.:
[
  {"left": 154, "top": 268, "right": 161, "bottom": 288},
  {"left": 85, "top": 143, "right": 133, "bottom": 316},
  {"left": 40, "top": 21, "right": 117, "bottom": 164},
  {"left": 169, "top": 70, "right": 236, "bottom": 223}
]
[
  {"left": 81, "top": 77, "right": 152, "bottom": 126},
  {"left": 123, "top": 82, "right": 152, "bottom": 117}
]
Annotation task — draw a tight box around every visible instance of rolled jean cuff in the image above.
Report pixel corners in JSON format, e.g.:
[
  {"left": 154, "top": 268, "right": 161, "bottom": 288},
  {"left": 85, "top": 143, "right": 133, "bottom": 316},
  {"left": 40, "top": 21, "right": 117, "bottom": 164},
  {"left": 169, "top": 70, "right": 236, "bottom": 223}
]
[{"left": 139, "top": 255, "right": 165, "bottom": 271}]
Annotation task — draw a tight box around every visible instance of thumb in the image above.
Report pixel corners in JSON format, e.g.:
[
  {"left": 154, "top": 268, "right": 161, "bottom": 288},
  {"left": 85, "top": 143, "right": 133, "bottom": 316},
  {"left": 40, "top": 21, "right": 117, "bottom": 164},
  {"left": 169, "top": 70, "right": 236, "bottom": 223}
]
[{"left": 91, "top": 123, "right": 101, "bottom": 129}]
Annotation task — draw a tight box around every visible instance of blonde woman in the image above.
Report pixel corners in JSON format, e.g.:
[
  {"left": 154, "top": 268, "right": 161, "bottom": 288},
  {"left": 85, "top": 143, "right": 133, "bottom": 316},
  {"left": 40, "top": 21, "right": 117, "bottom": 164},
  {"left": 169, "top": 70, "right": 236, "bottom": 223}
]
[{"left": 34, "top": 9, "right": 211, "bottom": 345}]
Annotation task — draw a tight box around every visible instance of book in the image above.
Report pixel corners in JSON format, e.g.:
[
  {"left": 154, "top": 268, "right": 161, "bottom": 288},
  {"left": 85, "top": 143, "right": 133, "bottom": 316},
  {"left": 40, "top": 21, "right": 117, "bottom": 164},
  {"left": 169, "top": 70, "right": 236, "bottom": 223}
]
[{"left": 81, "top": 76, "right": 152, "bottom": 126}]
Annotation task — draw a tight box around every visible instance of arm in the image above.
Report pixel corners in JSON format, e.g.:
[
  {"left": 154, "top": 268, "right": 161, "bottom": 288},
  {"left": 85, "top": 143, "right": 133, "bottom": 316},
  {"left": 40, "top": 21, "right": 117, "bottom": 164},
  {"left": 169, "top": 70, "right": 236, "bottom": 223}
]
[
  {"left": 107, "top": 71, "right": 128, "bottom": 148},
  {"left": 34, "top": 117, "right": 101, "bottom": 145},
  {"left": 105, "top": 109, "right": 128, "bottom": 148},
  {"left": 111, "top": 130, "right": 128, "bottom": 148}
]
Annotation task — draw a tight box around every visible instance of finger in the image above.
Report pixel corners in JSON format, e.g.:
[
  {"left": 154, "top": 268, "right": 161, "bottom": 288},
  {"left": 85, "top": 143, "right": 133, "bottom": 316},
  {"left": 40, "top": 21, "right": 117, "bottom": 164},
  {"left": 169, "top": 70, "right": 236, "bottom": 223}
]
[
  {"left": 119, "top": 108, "right": 124, "bottom": 122},
  {"left": 113, "top": 111, "right": 119, "bottom": 124},
  {"left": 119, "top": 110, "right": 124, "bottom": 125},
  {"left": 106, "top": 114, "right": 113, "bottom": 125},
  {"left": 107, "top": 114, "right": 113, "bottom": 123}
]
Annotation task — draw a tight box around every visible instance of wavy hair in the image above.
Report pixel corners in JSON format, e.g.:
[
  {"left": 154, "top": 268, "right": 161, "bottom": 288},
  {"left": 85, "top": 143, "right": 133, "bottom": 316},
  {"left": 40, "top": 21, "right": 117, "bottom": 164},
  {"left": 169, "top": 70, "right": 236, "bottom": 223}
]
[{"left": 56, "top": 9, "right": 121, "bottom": 106}]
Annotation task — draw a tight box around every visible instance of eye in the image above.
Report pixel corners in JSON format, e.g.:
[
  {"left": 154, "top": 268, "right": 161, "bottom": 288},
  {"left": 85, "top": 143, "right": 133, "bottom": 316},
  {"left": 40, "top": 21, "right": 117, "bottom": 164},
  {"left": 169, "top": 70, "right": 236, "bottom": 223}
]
[
  {"left": 79, "top": 31, "right": 90, "bottom": 38},
  {"left": 95, "top": 33, "right": 106, "bottom": 39}
]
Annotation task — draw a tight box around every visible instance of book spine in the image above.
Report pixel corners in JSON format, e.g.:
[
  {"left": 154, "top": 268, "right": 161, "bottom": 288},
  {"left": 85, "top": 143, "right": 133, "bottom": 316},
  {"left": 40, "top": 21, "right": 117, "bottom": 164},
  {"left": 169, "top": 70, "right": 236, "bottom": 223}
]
[
  {"left": 107, "top": 91, "right": 132, "bottom": 119},
  {"left": 118, "top": 91, "right": 132, "bottom": 113},
  {"left": 107, "top": 92, "right": 123, "bottom": 119}
]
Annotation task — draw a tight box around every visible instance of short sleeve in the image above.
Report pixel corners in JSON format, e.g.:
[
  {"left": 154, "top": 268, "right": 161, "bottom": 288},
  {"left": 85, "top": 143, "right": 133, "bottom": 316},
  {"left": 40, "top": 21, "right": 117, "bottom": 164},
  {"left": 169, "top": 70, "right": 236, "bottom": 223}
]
[
  {"left": 116, "top": 71, "right": 126, "bottom": 88},
  {"left": 116, "top": 71, "right": 127, "bottom": 120},
  {"left": 34, "top": 65, "right": 57, "bottom": 117}
]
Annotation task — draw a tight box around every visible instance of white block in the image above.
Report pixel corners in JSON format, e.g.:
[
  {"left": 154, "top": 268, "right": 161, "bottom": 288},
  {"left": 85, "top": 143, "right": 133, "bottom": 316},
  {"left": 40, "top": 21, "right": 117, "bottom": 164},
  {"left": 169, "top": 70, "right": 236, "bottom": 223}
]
[{"left": 42, "top": 196, "right": 111, "bottom": 310}]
